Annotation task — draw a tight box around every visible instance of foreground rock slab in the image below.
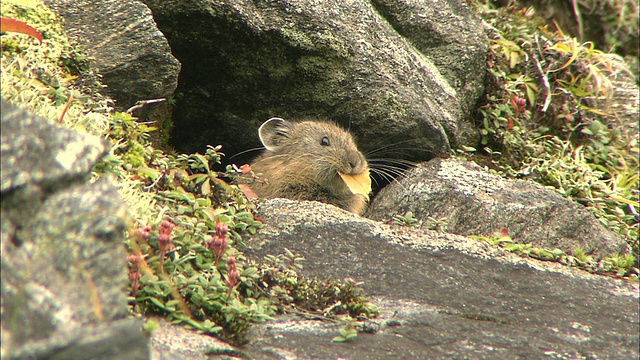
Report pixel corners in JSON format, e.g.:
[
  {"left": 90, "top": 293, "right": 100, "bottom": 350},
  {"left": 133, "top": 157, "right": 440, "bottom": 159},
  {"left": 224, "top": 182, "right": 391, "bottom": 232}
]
[{"left": 239, "top": 199, "right": 638, "bottom": 359}]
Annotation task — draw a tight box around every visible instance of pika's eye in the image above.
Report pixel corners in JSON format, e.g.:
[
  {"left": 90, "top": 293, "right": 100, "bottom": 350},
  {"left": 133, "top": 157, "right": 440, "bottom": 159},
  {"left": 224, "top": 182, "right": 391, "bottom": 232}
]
[{"left": 320, "top": 136, "right": 330, "bottom": 146}]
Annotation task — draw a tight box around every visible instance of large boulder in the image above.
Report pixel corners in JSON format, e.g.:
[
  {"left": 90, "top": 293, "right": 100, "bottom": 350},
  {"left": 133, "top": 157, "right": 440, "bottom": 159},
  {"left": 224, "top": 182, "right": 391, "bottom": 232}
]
[
  {"left": 141, "top": 0, "right": 487, "bottom": 160},
  {"left": 0, "top": 100, "right": 148, "bottom": 359},
  {"left": 43, "top": 0, "right": 181, "bottom": 110},
  {"left": 368, "top": 158, "right": 630, "bottom": 259},
  {"left": 150, "top": 199, "right": 639, "bottom": 359}
]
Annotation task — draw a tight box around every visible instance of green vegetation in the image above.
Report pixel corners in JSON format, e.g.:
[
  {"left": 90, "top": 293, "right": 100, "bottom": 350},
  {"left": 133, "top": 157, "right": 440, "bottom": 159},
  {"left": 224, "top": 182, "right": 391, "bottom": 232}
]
[
  {"left": 111, "top": 115, "right": 378, "bottom": 343},
  {"left": 471, "top": 230, "right": 637, "bottom": 277},
  {"left": 332, "top": 316, "right": 359, "bottom": 342},
  {"left": 526, "top": 0, "right": 638, "bottom": 80},
  {"left": 392, "top": 211, "right": 419, "bottom": 227},
  {"left": 466, "top": 0, "right": 639, "bottom": 276},
  {"left": 1, "top": 0, "right": 107, "bottom": 135}
]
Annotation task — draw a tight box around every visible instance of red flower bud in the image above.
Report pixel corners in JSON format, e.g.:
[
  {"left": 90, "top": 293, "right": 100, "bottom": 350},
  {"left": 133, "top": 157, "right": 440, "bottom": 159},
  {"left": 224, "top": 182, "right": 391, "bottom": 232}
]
[
  {"left": 215, "top": 219, "right": 228, "bottom": 238},
  {"left": 128, "top": 253, "right": 143, "bottom": 268},
  {"left": 157, "top": 219, "right": 175, "bottom": 272},
  {"left": 135, "top": 227, "right": 151, "bottom": 240},
  {"left": 207, "top": 234, "right": 228, "bottom": 264},
  {"left": 510, "top": 96, "right": 526, "bottom": 116},
  {"left": 225, "top": 256, "right": 239, "bottom": 300},
  {"left": 129, "top": 270, "right": 142, "bottom": 294},
  {"left": 227, "top": 256, "right": 236, "bottom": 267}
]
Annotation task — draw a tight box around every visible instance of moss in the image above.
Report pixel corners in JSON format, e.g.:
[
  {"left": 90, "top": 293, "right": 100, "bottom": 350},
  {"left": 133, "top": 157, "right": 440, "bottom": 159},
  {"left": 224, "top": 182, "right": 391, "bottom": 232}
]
[
  {"left": 2, "top": 8, "right": 110, "bottom": 165},
  {"left": 122, "top": 142, "right": 146, "bottom": 167},
  {"left": 439, "top": 309, "right": 508, "bottom": 324},
  {"left": 279, "top": 27, "right": 316, "bottom": 51}
]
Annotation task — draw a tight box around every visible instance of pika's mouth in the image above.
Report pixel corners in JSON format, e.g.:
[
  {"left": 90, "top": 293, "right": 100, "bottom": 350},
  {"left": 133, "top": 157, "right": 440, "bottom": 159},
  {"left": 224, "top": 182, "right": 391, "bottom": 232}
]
[{"left": 338, "top": 169, "right": 372, "bottom": 200}]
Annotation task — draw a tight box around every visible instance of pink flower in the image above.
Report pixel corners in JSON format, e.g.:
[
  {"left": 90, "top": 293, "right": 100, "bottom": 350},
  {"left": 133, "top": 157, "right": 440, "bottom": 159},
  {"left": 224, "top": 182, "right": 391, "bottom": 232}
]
[
  {"left": 206, "top": 234, "right": 227, "bottom": 265},
  {"left": 128, "top": 253, "right": 143, "bottom": 268},
  {"left": 215, "top": 219, "right": 228, "bottom": 238},
  {"left": 158, "top": 219, "right": 175, "bottom": 271},
  {"left": 135, "top": 227, "right": 151, "bottom": 240},
  {"left": 207, "top": 219, "right": 229, "bottom": 264},
  {"left": 128, "top": 253, "right": 144, "bottom": 295},
  {"left": 129, "top": 270, "right": 142, "bottom": 294},
  {"left": 226, "top": 256, "right": 239, "bottom": 300}
]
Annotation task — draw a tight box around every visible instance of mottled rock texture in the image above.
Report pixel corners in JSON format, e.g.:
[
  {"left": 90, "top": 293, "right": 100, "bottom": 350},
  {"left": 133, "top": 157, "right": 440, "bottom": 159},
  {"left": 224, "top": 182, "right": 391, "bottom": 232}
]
[
  {"left": 368, "top": 158, "right": 630, "bottom": 259},
  {"left": 1, "top": 100, "right": 148, "bottom": 360},
  {"left": 44, "top": 0, "right": 181, "bottom": 109}
]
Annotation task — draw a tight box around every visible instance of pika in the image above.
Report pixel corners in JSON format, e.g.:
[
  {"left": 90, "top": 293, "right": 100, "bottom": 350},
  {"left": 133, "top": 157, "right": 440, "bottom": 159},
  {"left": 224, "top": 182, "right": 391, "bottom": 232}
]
[{"left": 247, "top": 117, "right": 371, "bottom": 214}]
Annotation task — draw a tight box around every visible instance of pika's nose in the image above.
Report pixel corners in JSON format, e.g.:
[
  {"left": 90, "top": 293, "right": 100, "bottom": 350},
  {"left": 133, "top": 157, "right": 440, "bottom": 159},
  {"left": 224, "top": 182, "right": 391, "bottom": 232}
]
[{"left": 347, "top": 151, "right": 366, "bottom": 173}]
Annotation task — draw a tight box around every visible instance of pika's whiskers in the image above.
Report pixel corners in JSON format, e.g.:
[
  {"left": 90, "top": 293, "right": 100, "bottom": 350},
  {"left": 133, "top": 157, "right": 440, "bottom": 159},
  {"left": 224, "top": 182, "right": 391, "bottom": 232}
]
[{"left": 229, "top": 146, "right": 265, "bottom": 161}]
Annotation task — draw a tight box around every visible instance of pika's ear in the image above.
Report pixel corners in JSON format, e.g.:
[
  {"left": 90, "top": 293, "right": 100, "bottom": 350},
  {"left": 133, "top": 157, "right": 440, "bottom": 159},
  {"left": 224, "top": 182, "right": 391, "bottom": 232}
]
[{"left": 258, "top": 117, "right": 290, "bottom": 151}]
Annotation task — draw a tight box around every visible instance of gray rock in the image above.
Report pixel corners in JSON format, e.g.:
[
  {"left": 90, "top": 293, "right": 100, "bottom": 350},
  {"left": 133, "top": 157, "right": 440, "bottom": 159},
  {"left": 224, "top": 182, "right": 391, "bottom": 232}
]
[
  {"left": 605, "top": 57, "right": 639, "bottom": 139},
  {"left": 0, "top": 101, "right": 149, "bottom": 359},
  {"left": 142, "top": 0, "right": 487, "bottom": 160},
  {"left": 238, "top": 199, "right": 638, "bottom": 359},
  {"left": 370, "top": 0, "right": 488, "bottom": 119},
  {"left": 149, "top": 317, "right": 237, "bottom": 360},
  {"left": 0, "top": 100, "right": 107, "bottom": 193},
  {"left": 44, "top": 0, "right": 181, "bottom": 109},
  {"left": 3, "top": 317, "right": 149, "bottom": 360},
  {"left": 367, "top": 158, "right": 630, "bottom": 259}
]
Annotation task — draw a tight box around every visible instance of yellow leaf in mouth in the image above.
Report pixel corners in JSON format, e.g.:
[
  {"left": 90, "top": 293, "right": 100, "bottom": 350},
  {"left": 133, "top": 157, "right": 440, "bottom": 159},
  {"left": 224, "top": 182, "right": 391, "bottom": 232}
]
[{"left": 338, "top": 169, "right": 371, "bottom": 200}]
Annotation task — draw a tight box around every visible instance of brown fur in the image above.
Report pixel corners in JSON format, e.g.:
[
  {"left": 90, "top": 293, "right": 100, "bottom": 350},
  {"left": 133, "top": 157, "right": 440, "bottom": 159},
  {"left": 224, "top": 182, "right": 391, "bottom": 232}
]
[{"left": 246, "top": 118, "right": 369, "bottom": 214}]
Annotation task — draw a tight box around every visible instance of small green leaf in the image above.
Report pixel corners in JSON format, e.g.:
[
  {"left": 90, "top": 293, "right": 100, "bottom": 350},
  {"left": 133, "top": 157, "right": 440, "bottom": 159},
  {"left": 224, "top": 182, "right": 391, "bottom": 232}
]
[
  {"left": 241, "top": 267, "right": 258, "bottom": 277},
  {"left": 525, "top": 85, "right": 536, "bottom": 106},
  {"left": 149, "top": 297, "right": 166, "bottom": 309}
]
